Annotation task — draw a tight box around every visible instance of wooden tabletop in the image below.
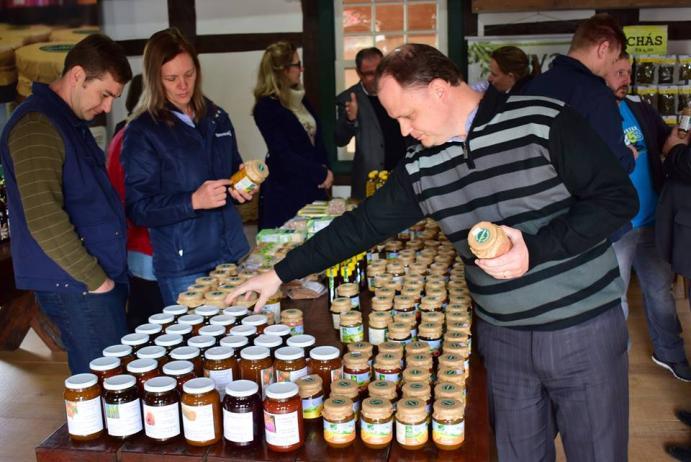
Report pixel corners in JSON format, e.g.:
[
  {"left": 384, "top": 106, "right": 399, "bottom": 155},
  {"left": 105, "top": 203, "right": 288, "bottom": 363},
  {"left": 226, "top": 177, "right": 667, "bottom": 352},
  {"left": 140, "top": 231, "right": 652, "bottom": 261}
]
[{"left": 36, "top": 291, "right": 491, "bottom": 462}]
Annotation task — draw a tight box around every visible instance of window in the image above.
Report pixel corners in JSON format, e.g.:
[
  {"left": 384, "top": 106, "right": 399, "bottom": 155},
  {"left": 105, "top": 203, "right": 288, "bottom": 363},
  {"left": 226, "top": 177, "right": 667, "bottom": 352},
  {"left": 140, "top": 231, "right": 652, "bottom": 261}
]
[{"left": 334, "top": 0, "right": 447, "bottom": 160}]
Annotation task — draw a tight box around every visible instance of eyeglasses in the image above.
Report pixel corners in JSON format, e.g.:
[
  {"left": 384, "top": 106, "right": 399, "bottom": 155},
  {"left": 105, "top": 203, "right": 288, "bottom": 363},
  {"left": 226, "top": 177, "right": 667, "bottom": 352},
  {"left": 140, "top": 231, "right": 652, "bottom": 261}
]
[{"left": 286, "top": 61, "right": 302, "bottom": 69}]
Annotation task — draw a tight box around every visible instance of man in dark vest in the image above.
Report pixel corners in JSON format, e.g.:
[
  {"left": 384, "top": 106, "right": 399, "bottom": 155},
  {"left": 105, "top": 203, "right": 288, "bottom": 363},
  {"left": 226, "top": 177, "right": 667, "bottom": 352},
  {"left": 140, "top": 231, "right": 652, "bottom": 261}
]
[{"left": 0, "top": 34, "right": 132, "bottom": 374}]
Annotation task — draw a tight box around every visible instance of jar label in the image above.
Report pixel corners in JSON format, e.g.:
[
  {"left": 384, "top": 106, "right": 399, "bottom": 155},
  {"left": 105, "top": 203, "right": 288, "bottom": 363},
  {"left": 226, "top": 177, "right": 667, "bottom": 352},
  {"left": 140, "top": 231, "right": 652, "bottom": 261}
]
[
  {"left": 223, "top": 409, "right": 254, "bottom": 443},
  {"left": 323, "top": 418, "right": 356, "bottom": 444},
  {"left": 234, "top": 176, "right": 258, "bottom": 194},
  {"left": 330, "top": 367, "right": 343, "bottom": 383},
  {"left": 207, "top": 368, "right": 234, "bottom": 397},
  {"left": 421, "top": 338, "right": 442, "bottom": 355},
  {"left": 340, "top": 325, "right": 364, "bottom": 344},
  {"left": 276, "top": 366, "right": 307, "bottom": 382},
  {"left": 387, "top": 251, "right": 398, "bottom": 259},
  {"left": 262, "top": 303, "right": 280, "bottom": 325},
  {"left": 376, "top": 371, "right": 400, "bottom": 384},
  {"left": 432, "top": 420, "right": 465, "bottom": 446},
  {"left": 182, "top": 403, "right": 217, "bottom": 442},
  {"left": 302, "top": 395, "right": 323, "bottom": 419},
  {"left": 65, "top": 397, "right": 104, "bottom": 436},
  {"left": 350, "top": 295, "right": 360, "bottom": 309},
  {"left": 331, "top": 313, "right": 341, "bottom": 329},
  {"left": 264, "top": 410, "right": 300, "bottom": 446},
  {"left": 286, "top": 321, "right": 304, "bottom": 335},
  {"left": 143, "top": 402, "right": 181, "bottom": 439},
  {"left": 396, "top": 420, "right": 428, "bottom": 446},
  {"left": 105, "top": 398, "right": 142, "bottom": 437},
  {"left": 342, "top": 370, "right": 371, "bottom": 390},
  {"left": 368, "top": 327, "right": 386, "bottom": 345},
  {"left": 260, "top": 366, "right": 275, "bottom": 397},
  {"left": 361, "top": 419, "right": 393, "bottom": 445}
]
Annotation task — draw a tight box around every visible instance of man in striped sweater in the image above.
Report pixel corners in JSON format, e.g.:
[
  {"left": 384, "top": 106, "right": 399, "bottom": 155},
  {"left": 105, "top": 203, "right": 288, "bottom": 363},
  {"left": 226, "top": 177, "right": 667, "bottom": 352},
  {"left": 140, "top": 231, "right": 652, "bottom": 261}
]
[{"left": 229, "top": 44, "right": 638, "bottom": 460}]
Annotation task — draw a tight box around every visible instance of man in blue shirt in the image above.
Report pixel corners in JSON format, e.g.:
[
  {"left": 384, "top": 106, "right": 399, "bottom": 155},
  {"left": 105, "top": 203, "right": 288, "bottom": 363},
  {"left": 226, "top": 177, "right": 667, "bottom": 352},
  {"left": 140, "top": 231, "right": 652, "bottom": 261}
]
[{"left": 605, "top": 53, "right": 691, "bottom": 381}]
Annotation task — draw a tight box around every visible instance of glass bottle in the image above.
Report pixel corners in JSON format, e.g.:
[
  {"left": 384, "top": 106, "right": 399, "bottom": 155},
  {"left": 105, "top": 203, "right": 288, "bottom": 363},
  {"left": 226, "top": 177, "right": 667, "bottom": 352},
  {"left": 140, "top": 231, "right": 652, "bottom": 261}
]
[
  {"left": 263, "top": 382, "right": 304, "bottom": 452},
  {"left": 223, "top": 380, "right": 263, "bottom": 446},
  {"left": 360, "top": 397, "right": 393, "bottom": 449},
  {"left": 64, "top": 373, "right": 104, "bottom": 441},
  {"left": 181, "top": 377, "right": 222, "bottom": 446},
  {"left": 322, "top": 397, "right": 356, "bottom": 448}
]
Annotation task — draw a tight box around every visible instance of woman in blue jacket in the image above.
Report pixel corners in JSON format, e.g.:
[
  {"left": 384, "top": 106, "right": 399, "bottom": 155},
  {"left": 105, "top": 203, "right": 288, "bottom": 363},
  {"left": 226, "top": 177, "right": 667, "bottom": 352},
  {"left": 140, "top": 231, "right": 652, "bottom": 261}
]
[
  {"left": 253, "top": 41, "right": 333, "bottom": 229},
  {"left": 122, "top": 28, "right": 252, "bottom": 306}
]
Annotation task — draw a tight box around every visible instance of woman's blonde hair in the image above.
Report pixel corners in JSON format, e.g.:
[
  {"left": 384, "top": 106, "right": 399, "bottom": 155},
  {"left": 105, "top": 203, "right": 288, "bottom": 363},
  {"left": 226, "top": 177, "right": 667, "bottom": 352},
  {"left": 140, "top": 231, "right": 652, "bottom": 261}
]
[
  {"left": 253, "top": 41, "right": 300, "bottom": 108},
  {"left": 131, "top": 28, "right": 205, "bottom": 125}
]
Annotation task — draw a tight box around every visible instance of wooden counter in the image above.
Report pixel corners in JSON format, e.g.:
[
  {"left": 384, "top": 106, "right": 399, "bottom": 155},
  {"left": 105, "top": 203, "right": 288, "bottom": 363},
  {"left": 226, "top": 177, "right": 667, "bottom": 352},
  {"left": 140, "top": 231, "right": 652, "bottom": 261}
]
[{"left": 36, "top": 291, "right": 491, "bottom": 461}]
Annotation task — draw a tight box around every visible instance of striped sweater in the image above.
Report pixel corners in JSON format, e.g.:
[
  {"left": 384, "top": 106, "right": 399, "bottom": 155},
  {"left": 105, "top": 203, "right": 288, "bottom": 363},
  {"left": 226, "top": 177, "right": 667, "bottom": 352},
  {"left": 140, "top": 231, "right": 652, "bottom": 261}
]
[{"left": 275, "top": 88, "right": 638, "bottom": 329}]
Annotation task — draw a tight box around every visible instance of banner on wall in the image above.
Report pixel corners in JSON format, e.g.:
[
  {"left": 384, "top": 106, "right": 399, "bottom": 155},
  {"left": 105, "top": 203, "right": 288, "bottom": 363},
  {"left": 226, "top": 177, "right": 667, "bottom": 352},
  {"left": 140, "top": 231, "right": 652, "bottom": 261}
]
[
  {"left": 623, "top": 25, "right": 668, "bottom": 55},
  {"left": 467, "top": 34, "right": 572, "bottom": 85}
]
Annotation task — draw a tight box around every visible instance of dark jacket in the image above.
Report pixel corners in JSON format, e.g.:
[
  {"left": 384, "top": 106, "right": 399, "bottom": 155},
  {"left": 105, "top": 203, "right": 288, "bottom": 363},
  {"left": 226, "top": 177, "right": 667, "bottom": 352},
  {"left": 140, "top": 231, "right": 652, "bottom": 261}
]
[
  {"left": 122, "top": 100, "right": 250, "bottom": 278},
  {"left": 253, "top": 95, "right": 328, "bottom": 229},
  {"left": 656, "top": 143, "right": 691, "bottom": 278},
  {"left": 523, "top": 54, "right": 634, "bottom": 174},
  {"left": 0, "top": 82, "right": 127, "bottom": 293}
]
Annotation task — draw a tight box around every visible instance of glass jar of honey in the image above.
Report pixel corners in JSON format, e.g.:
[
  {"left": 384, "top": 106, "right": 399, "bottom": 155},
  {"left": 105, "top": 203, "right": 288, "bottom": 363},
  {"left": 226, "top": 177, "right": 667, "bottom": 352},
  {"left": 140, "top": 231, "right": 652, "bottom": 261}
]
[
  {"left": 170, "top": 346, "right": 203, "bottom": 376},
  {"left": 126, "top": 358, "right": 160, "bottom": 393},
  {"left": 149, "top": 313, "right": 175, "bottom": 330},
  {"left": 438, "top": 353, "right": 465, "bottom": 376},
  {"left": 165, "top": 323, "right": 194, "bottom": 341},
  {"left": 242, "top": 314, "right": 269, "bottom": 335},
  {"left": 203, "top": 346, "right": 237, "bottom": 397},
  {"left": 240, "top": 346, "right": 274, "bottom": 397},
  {"left": 360, "top": 397, "right": 393, "bottom": 449},
  {"left": 286, "top": 334, "right": 316, "bottom": 360},
  {"left": 387, "top": 322, "right": 412, "bottom": 346},
  {"left": 296, "top": 374, "right": 323, "bottom": 419},
  {"left": 432, "top": 398, "right": 465, "bottom": 450},
  {"left": 181, "top": 377, "right": 222, "bottom": 446},
  {"left": 418, "top": 322, "right": 443, "bottom": 357},
  {"left": 103, "top": 374, "right": 143, "bottom": 439},
  {"left": 154, "top": 334, "right": 184, "bottom": 353},
  {"left": 187, "top": 335, "right": 216, "bottom": 357},
  {"left": 229, "top": 324, "right": 257, "bottom": 344},
  {"left": 342, "top": 352, "right": 371, "bottom": 393},
  {"left": 434, "top": 382, "right": 464, "bottom": 401},
  {"left": 178, "top": 314, "right": 204, "bottom": 335},
  {"left": 223, "top": 380, "right": 263, "bottom": 446},
  {"left": 309, "top": 346, "right": 342, "bottom": 396},
  {"left": 322, "top": 397, "right": 356, "bottom": 448},
  {"left": 199, "top": 324, "right": 227, "bottom": 342},
  {"left": 142, "top": 376, "right": 181, "bottom": 443},
  {"left": 254, "top": 334, "right": 282, "bottom": 356},
  {"left": 162, "top": 360, "right": 196, "bottom": 393},
  {"left": 378, "top": 341, "right": 404, "bottom": 360},
  {"left": 329, "top": 298, "right": 351, "bottom": 330},
  {"left": 64, "top": 373, "right": 104, "bottom": 441},
  {"left": 209, "top": 315, "right": 236, "bottom": 334},
  {"left": 396, "top": 398, "right": 428, "bottom": 450},
  {"left": 387, "top": 262, "right": 405, "bottom": 289},
  {"left": 274, "top": 346, "right": 308, "bottom": 383},
  {"left": 204, "top": 291, "right": 227, "bottom": 308},
  {"left": 340, "top": 310, "right": 364, "bottom": 344},
  {"left": 263, "top": 382, "right": 304, "bottom": 452},
  {"left": 163, "top": 304, "right": 188, "bottom": 319},
  {"left": 407, "top": 353, "right": 433, "bottom": 376},
  {"left": 136, "top": 345, "right": 169, "bottom": 369},
  {"left": 230, "top": 159, "right": 269, "bottom": 194},
  {"left": 121, "top": 332, "right": 151, "bottom": 352},
  {"left": 403, "top": 367, "right": 432, "bottom": 386},
  {"left": 375, "top": 286, "right": 396, "bottom": 300},
  {"left": 280, "top": 309, "right": 304, "bottom": 335},
  {"left": 220, "top": 335, "right": 249, "bottom": 356},
  {"left": 135, "top": 323, "right": 163, "bottom": 336},
  {"left": 368, "top": 380, "right": 398, "bottom": 410},
  {"left": 331, "top": 379, "right": 360, "bottom": 416},
  {"left": 436, "top": 368, "right": 465, "bottom": 387},
  {"left": 401, "top": 381, "right": 432, "bottom": 417},
  {"left": 374, "top": 353, "right": 402, "bottom": 386},
  {"left": 337, "top": 283, "right": 360, "bottom": 310},
  {"left": 368, "top": 312, "right": 389, "bottom": 345},
  {"left": 370, "top": 295, "right": 393, "bottom": 315},
  {"left": 89, "top": 356, "right": 122, "bottom": 387},
  {"left": 264, "top": 324, "right": 291, "bottom": 346}
]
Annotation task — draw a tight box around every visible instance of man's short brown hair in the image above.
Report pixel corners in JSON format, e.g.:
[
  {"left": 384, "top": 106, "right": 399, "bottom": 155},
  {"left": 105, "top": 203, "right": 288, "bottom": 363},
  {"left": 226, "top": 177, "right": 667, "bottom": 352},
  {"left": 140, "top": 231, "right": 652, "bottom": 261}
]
[
  {"left": 62, "top": 34, "right": 132, "bottom": 84},
  {"left": 569, "top": 13, "right": 626, "bottom": 55},
  {"left": 376, "top": 43, "right": 463, "bottom": 89}
]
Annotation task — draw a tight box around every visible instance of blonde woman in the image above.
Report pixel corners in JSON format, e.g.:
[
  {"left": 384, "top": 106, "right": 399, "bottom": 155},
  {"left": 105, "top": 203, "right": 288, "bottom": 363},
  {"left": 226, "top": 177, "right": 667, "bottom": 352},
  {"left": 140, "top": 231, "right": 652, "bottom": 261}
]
[{"left": 253, "top": 41, "right": 333, "bottom": 229}]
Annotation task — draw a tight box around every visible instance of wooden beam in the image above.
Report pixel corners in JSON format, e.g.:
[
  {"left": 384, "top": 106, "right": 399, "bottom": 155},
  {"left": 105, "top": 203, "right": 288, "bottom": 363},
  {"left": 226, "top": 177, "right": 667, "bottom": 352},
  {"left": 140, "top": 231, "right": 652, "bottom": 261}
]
[
  {"left": 484, "top": 19, "right": 583, "bottom": 36},
  {"left": 167, "top": 0, "right": 196, "bottom": 42},
  {"left": 472, "top": 0, "right": 691, "bottom": 12},
  {"left": 195, "top": 32, "right": 302, "bottom": 54}
]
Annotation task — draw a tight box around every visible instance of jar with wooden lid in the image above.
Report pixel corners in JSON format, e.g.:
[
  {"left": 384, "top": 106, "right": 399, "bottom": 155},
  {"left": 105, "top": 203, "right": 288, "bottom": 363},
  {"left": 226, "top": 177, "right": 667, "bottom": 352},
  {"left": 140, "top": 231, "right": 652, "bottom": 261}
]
[
  {"left": 395, "top": 398, "right": 429, "bottom": 450},
  {"left": 374, "top": 286, "right": 396, "bottom": 301},
  {"left": 378, "top": 341, "right": 404, "bottom": 359},
  {"left": 432, "top": 398, "right": 465, "bottom": 450},
  {"left": 230, "top": 159, "right": 269, "bottom": 194},
  {"left": 163, "top": 360, "right": 196, "bottom": 393},
  {"left": 203, "top": 346, "right": 237, "bottom": 397},
  {"left": 407, "top": 262, "right": 428, "bottom": 277},
  {"left": 89, "top": 356, "right": 122, "bottom": 387},
  {"left": 203, "top": 290, "right": 227, "bottom": 308},
  {"left": 418, "top": 322, "right": 443, "bottom": 357},
  {"left": 135, "top": 323, "right": 163, "bottom": 337},
  {"left": 446, "top": 320, "right": 471, "bottom": 337},
  {"left": 405, "top": 341, "right": 429, "bottom": 358},
  {"left": 263, "top": 382, "right": 304, "bottom": 452},
  {"left": 163, "top": 304, "right": 188, "bottom": 319},
  {"left": 403, "top": 367, "right": 432, "bottom": 386},
  {"left": 188, "top": 335, "right": 216, "bottom": 358},
  {"left": 386, "top": 261, "right": 405, "bottom": 287},
  {"left": 368, "top": 380, "right": 398, "bottom": 410},
  {"left": 421, "top": 311, "right": 445, "bottom": 327},
  {"left": 407, "top": 353, "right": 434, "bottom": 379},
  {"left": 340, "top": 310, "right": 364, "bottom": 344},
  {"left": 230, "top": 324, "right": 258, "bottom": 344},
  {"left": 337, "top": 283, "right": 360, "bottom": 310},
  {"left": 402, "top": 381, "right": 432, "bottom": 418},
  {"left": 434, "top": 382, "right": 464, "bottom": 402},
  {"left": 373, "top": 273, "right": 393, "bottom": 291},
  {"left": 296, "top": 374, "right": 324, "bottom": 419},
  {"left": 142, "top": 376, "right": 181, "bottom": 442},
  {"left": 181, "top": 377, "right": 222, "bottom": 446},
  {"left": 242, "top": 314, "right": 268, "bottom": 334},
  {"left": 347, "top": 341, "right": 373, "bottom": 363},
  {"left": 368, "top": 312, "right": 389, "bottom": 346},
  {"left": 121, "top": 332, "right": 151, "bottom": 352},
  {"left": 360, "top": 397, "right": 393, "bottom": 449},
  {"left": 438, "top": 353, "right": 465, "bottom": 376},
  {"left": 322, "top": 396, "right": 356, "bottom": 448},
  {"left": 127, "top": 358, "right": 160, "bottom": 393},
  {"left": 393, "top": 312, "right": 418, "bottom": 339},
  {"left": 103, "top": 374, "right": 143, "bottom": 440},
  {"left": 331, "top": 379, "right": 361, "bottom": 415},
  {"left": 330, "top": 297, "right": 351, "bottom": 330},
  {"left": 154, "top": 333, "right": 184, "bottom": 353},
  {"left": 384, "top": 240, "right": 403, "bottom": 259},
  {"left": 367, "top": 265, "right": 385, "bottom": 291},
  {"left": 240, "top": 346, "right": 274, "bottom": 397},
  {"left": 309, "top": 346, "right": 342, "bottom": 396},
  {"left": 261, "top": 290, "right": 282, "bottom": 325},
  {"left": 286, "top": 334, "right": 316, "bottom": 359},
  {"left": 137, "top": 345, "right": 169, "bottom": 368},
  {"left": 178, "top": 290, "right": 205, "bottom": 308},
  {"left": 342, "top": 352, "right": 371, "bottom": 393},
  {"left": 223, "top": 380, "right": 263, "bottom": 446},
  {"left": 280, "top": 309, "right": 304, "bottom": 335},
  {"left": 370, "top": 295, "right": 393, "bottom": 314},
  {"left": 103, "top": 344, "right": 135, "bottom": 369},
  {"left": 274, "top": 346, "right": 308, "bottom": 383},
  {"left": 437, "top": 368, "right": 465, "bottom": 387},
  {"left": 178, "top": 314, "right": 205, "bottom": 335},
  {"left": 374, "top": 353, "right": 402, "bottom": 386},
  {"left": 401, "top": 286, "right": 422, "bottom": 307},
  {"left": 64, "top": 373, "right": 104, "bottom": 441},
  {"left": 393, "top": 294, "right": 416, "bottom": 316},
  {"left": 170, "top": 345, "right": 203, "bottom": 376},
  {"left": 234, "top": 292, "right": 258, "bottom": 312},
  {"left": 387, "top": 322, "right": 412, "bottom": 346},
  {"left": 209, "top": 314, "right": 236, "bottom": 334},
  {"left": 165, "top": 323, "right": 193, "bottom": 341}
]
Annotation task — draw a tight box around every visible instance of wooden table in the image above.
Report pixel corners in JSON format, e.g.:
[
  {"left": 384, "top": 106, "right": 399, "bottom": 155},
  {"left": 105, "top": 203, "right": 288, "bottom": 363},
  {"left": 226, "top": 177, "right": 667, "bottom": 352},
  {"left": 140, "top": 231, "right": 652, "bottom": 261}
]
[{"left": 35, "top": 291, "right": 491, "bottom": 461}]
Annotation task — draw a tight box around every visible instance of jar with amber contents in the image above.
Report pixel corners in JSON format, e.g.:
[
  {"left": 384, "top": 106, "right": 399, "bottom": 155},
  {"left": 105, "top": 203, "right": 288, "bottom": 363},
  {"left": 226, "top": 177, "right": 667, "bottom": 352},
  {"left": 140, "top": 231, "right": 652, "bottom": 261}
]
[
  {"left": 103, "top": 344, "right": 136, "bottom": 369},
  {"left": 220, "top": 335, "right": 248, "bottom": 359},
  {"left": 149, "top": 312, "right": 175, "bottom": 330},
  {"left": 223, "top": 380, "right": 263, "bottom": 446},
  {"left": 142, "top": 376, "right": 181, "bottom": 442},
  {"left": 421, "top": 311, "right": 445, "bottom": 327},
  {"left": 64, "top": 373, "right": 104, "bottom": 441},
  {"left": 432, "top": 398, "right": 465, "bottom": 450},
  {"left": 181, "top": 377, "right": 222, "bottom": 446},
  {"left": 296, "top": 374, "right": 323, "bottom": 419},
  {"left": 274, "top": 347, "right": 308, "bottom": 383},
  {"left": 286, "top": 334, "right": 316, "bottom": 359},
  {"left": 240, "top": 346, "right": 274, "bottom": 397},
  {"left": 254, "top": 334, "right": 282, "bottom": 356},
  {"left": 374, "top": 353, "right": 402, "bottom": 386},
  {"left": 387, "top": 322, "right": 412, "bottom": 346},
  {"left": 188, "top": 335, "right": 216, "bottom": 358},
  {"left": 230, "top": 159, "right": 269, "bottom": 194},
  {"left": 178, "top": 314, "right": 204, "bottom": 335},
  {"left": 170, "top": 346, "right": 203, "bottom": 376},
  {"left": 163, "top": 360, "right": 196, "bottom": 393},
  {"left": 203, "top": 346, "right": 237, "bottom": 397},
  {"left": 407, "top": 262, "right": 428, "bottom": 277},
  {"left": 127, "top": 358, "right": 160, "bottom": 393},
  {"left": 309, "top": 346, "right": 342, "bottom": 396},
  {"left": 330, "top": 297, "right": 351, "bottom": 330},
  {"left": 360, "top": 397, "right": 393, "bottom": 449},
  {"left": 396, "top": 398, "right": 429, "bottom": 450},
  {"left": 163, "top": 304, "right": 188, "bottom": 319},
  {"left": 230, "top": 324, "right": 257, "bottom": 344},
  {"left": 368, "top": 312, "right": 389, "bottom": 346},
  {"left": 137, "top": 345, "right": 169, "bottom": 368},
  {"left": 337, "top": 283, "right": 360, "bottom": 310},
  {"left": 393, "top": 293, "right": 416, "bottom": 314},
  {"left": 103, "top": 374, "right": 143, "bottom": 439},
  {"left": 402, "top": 381, "right": 432, "bottom": 417},
  {"left": 331, "top": 379, "right": 360, "bottom": 415},
  {"left": 165, "top": 323, "right": 194, "bottom": 341},
  {"left": 280, "top": 309, "right": 304, "bottom": 335},
  {"left": 135, "top": 323, "right": 163, "bottom": 336},
  {"left": 264, "top": 324, "right": 291, "bottom": 346},
  {"left": 209, "top": 315, "right": 236, "bottom": 334},
  {"left": 385, "top": 240, "right": 403, "bottom": 259},
  {"left": 199, "top": 324, "right": 227, "bottom": 342},
  {"left": 368, "top": 380, "right": 398, "bottom": 410},
  {"left": 121, "top": 332, "right": 151, "bottom": 352},
  {"left": 419, "top": 296, "right": 443, "bottom": 314},
  {"left": 89, "top": 356, "right": 122, "bottom": 387},
  {"left": 340, "top": 310, "right": 364, "bottom": 344},
  {"left": 378, "top": 341, "right": 404, "bottom": 360},
  {"left": 264, "top": 382, "right": 304, "bottom": 452},
  {"left": 434, "top": 382, "right": 464, "bottom": 401},
  {"left": 154, "top": 334, "right": 184, "bottom": 353},
  {"left": 342, "top": 352, "right": 371, "bottom": 393},
  {"left": 243, "top": 314, "right": 269, "bottom": 334},
  {"left": 322, "top": 397, "right": 356, "bottom": 448},
  {"left": 418, "top": 323, "right": 443, "bottom": 357}
]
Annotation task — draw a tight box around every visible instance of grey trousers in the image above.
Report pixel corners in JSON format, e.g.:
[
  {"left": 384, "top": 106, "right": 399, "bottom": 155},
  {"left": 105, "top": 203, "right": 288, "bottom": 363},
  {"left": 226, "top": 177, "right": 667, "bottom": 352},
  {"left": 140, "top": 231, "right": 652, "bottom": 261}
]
[{"left": 477, "top": 306, "right": 629, "bottom": 462}]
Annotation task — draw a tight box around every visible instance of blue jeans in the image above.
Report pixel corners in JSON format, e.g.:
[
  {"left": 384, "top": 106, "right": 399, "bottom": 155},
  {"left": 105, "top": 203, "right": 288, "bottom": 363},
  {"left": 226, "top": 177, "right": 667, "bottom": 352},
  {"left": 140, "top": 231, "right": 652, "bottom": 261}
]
[
  {"left": 157, "top": 272, "right": 208, "bottom": 307},
  {"left": 612, "top": 226, "right": 686, "bottom": 362},
  {"left": 35, "top": 283, "right": 129, "bottom": 374}
]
